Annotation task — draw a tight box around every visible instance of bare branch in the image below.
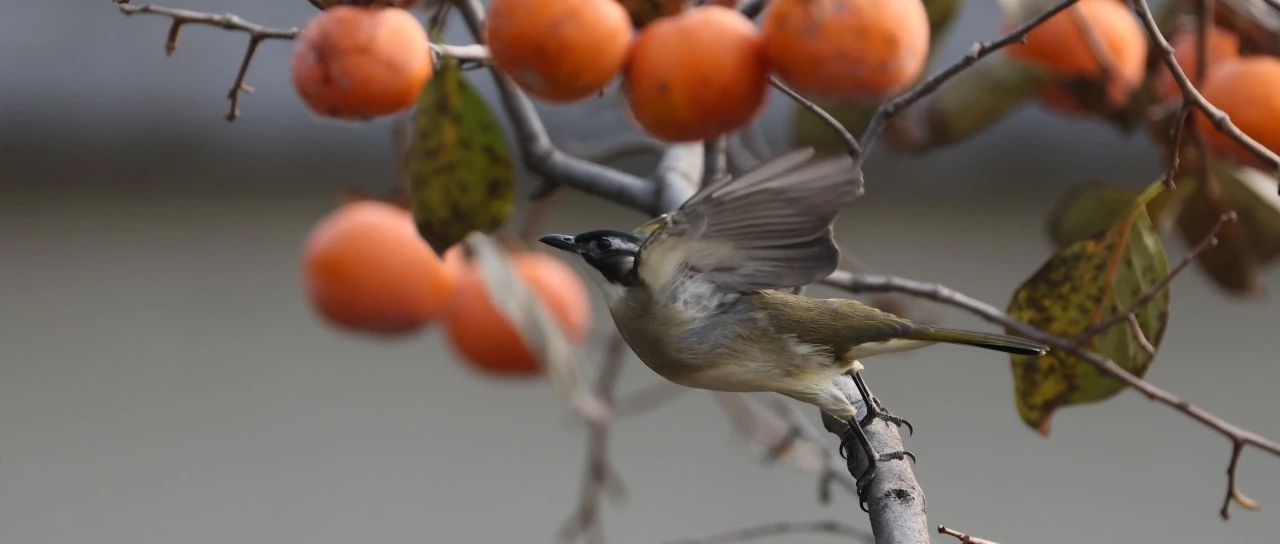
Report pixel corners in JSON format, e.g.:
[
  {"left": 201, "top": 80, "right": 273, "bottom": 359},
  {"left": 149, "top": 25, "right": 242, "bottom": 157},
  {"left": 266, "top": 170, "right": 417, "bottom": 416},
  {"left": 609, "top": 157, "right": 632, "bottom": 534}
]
[
  {"left": 938, "top": 524, "right": 1001, "bottom": 544},
  {"left": 1222, "top": 440, "right": 1261, "bottom": 519},
  {"left": 1129, "top": 0, "right": 1280, "bottom": 175},
  {"left": 560, "top": 334, "right": 629, "bottom": 543},
  {"left": 453, "top": 0, "right": 685, "bottom": 215},
  {"left": 703, "top": 137, "right": 728, "bottom": 189},
  {"left": 856, "top": 0, "right": 1081, "bottom": 163},
  {"left": 116, "top": 1, "right": 299, "bottom": 120},
  {"left": 1163, "top": 103, "right": 1193, "bottom": 188},
  {"left": 613, "top": 380, "right": 686, "bottom": 417},
  {"left": 823, "top": 269, "right": 1280, "bottom": 517},
  {"left": 666, "top": 519, "right": 873, "bottom": 544},
  {"left": 769, "top": 77, "right": 864, "bottom": 194}
]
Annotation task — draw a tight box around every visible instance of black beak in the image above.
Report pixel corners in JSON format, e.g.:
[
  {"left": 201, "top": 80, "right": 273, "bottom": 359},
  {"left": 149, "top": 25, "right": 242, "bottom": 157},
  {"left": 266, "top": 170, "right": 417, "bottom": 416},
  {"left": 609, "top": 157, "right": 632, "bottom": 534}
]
[{"left": 539, "top": 234, "right": 578, "bottom": 253}]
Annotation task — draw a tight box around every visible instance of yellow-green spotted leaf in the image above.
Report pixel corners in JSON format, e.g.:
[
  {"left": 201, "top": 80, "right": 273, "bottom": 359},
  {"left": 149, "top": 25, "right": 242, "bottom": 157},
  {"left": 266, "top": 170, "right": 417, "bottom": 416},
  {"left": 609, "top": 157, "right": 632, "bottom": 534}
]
[
  {"left": 1009, "top": 182, "right": 1170, "bottom": 434},
  {"left": 407, "top": 59, "right": 515, "bottom": 252}
]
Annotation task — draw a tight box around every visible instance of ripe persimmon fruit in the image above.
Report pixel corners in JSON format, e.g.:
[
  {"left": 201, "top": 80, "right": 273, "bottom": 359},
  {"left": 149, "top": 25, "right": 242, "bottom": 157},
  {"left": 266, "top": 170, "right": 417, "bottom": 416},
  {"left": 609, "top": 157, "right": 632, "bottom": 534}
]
[
  {"left": 761, "top": 0, "right": 931, "bottom": 99},
  {"left": 625, "top": 6, "right": 768, "bottom": 142},
  {"left": 486, "top": 0, "right": 633, "bottom": 102},
  {"left": 445, "top": 252, "right": 592, "bottom": 376},
  {"left": 1008, "top": 0, "right": 1147, "bottom": 107},
  {"left": 1154, "top": 25, "right": 1241, "bottom": 103},
  {"left": 1195, "top": 56, "right": 1280, "bottom": 166},
  {"left": 303, "top": 200, "right": 457, "bottom": 335},
  {"left": 291, "top": 5, "right": 432, "bottom": 119}
]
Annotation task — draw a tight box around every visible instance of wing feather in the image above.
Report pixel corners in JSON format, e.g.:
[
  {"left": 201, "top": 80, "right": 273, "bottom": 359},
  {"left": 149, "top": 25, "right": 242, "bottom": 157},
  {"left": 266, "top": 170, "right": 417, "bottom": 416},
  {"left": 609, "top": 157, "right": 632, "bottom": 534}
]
[{"left": 640, "top": 149, "right": 862, "bottom": 293}]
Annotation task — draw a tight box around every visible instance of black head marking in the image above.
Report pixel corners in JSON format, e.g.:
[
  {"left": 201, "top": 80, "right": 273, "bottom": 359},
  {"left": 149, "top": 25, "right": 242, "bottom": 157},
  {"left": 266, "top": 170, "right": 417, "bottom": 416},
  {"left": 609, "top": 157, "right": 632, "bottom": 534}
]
[{"left": 539, "top": 230, "right": 643, "bottom": 286}]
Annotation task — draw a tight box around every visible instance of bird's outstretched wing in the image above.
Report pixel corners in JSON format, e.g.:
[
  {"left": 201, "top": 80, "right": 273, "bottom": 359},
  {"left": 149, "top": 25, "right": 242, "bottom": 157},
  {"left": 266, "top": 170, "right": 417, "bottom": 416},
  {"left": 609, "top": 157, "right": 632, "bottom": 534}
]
[{"left": 637, "top": 148, "right": 862, "bottom": 293}]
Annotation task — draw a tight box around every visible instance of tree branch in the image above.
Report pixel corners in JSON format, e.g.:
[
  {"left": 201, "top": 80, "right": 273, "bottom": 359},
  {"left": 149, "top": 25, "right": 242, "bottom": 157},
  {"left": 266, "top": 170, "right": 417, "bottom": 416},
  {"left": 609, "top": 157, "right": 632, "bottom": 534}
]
[
  {"left": 560, "top": 334, "right": 629, "bottom": 543},
  {"left": 115, "top": 1, "right": 299, "bottom": 120},
  {"left": 822, "top": 269, "right": 1280, "bottom": 518},
  {"left": 1129, "top": 0, "right": 1280, "bottom": 176},
  {"left": 453, "top": 0, "right": 685, "bottom": 215},
  {"left": 938, "top": 525, "right": 1001, "bottom": 544},
  {"left": 855, "top": 0, "right": 1081, "bottom": 164}
]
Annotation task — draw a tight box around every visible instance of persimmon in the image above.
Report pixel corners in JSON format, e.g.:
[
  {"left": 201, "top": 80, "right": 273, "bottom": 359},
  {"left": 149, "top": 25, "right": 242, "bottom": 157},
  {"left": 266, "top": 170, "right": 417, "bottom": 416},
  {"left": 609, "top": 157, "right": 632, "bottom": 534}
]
[
  {"left": 486, "top": 0, "right": 633, "bottom": 102},
  {"left": 1195, "top": 56, "right": 1280, "bottom": 166},
  {"left": 1008, "top": 0, "right": 1147, "bottom": 107},
  {"left": 761, "top": 0, "right": 930, "bottom": 99},
  {"left": 303, "top": 201, "right": 457, "bottom": 335},
  {"left": 291, "top": 5, "right": 432, "bottom": 119},
  {"left": 625, "top": 6, "right": 768, "bottom": 141},
  {"left": 1154, "top": 25, "right": 1241, "bottom": 103},
  {"left": 445, "top": 251, "right": 592, "bottom": 375}
]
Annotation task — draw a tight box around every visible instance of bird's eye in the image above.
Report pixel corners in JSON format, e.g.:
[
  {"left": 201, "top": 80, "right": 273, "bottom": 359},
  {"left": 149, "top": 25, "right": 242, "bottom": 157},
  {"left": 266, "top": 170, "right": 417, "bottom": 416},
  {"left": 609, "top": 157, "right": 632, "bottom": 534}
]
[{"left": 594, "top": 238, "right": 613, "bottom": 251}]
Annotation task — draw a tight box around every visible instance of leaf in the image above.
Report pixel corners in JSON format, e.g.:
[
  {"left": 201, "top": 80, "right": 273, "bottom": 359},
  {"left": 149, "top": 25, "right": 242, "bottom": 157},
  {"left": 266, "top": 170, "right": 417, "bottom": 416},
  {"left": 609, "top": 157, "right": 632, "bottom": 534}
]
[
  {"left": 903, "top": 60, "right": 1050, "bottom": 150},
  {"left": 1008, "top": 182, "right": 1171, "bottom": 434},
  {"left": 1211, "top": 158, "right": 1280, "bottom": 263},
  {"left": 406, "top": 59, "right": 515, "bottom": 252},
  {"left": 463, "top": 233, "right": 609, "bottom": 422},
  {"left": 1176, "top": 175, "right": 1264, "bottom": 297},
  {"left": 1047, "top": 184, "right": 1141, "bottom": 248},
  {"left": 1047, "top": 181, "right": 1192, "bottom": 249}
]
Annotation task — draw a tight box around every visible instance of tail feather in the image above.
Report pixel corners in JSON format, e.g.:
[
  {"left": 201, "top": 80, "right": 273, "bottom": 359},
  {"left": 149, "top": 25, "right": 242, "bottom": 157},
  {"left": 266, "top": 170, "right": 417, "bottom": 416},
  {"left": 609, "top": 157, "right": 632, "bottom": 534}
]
[{"left": 908, "top": 326, "right": 1048, "bottom": 356}]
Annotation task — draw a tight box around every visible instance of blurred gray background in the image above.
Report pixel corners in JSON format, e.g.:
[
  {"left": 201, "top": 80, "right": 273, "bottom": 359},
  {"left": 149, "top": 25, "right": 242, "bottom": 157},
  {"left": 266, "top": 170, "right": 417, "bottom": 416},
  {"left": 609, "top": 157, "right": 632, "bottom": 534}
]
[{"left": 2, "top": 1, "right": 1277, "bottom": 543}]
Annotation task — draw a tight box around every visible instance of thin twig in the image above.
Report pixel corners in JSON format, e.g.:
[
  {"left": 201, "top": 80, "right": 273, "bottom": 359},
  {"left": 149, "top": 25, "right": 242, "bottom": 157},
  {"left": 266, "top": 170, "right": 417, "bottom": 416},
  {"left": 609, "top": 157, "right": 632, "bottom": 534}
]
[
  {"left": 560, "top": 334, "right": 629, "bottom": 544},
  {"left": 666, "top": 519, "right": 873, "bottom": 544},
  {"left": 1163, "top": 103, "right": 1193, "bottom": 188},
  {"left": 703, "top": 137, "right": 728, "bottom": 189},
  {"left": 1080, "top": 212, "right": 1234, "bottom": 339},
  {"left": 1129, "top": 0, "right": 1280, "bottom": 175},
  {"left": 613, "top": 380, "right": 687, "bottom": 417},
  {"left": 769, "top": 76, "right": 864, "bottom": 169},
  {"left": 1221, "top": 440, "right": 1261, "bottom": 519},
  {"left": 938, "top": 524, "right": 1001, "bottom": 544},
  {"left": 116, "top": 2, "right": 299, "bottom": 120},
  {"left": 856, "top": 0, "right": 1082, "bottom": 164},
  {"left": 822, "top": 270, "right": 1280, "bottom": 518}
]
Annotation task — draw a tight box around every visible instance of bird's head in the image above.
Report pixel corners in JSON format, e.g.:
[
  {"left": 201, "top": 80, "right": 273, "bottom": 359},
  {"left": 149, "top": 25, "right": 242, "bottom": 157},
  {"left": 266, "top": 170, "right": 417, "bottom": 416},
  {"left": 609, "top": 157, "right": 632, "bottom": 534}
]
[{"left": 539, "top": 230, "right": 643, "bottom": 286}]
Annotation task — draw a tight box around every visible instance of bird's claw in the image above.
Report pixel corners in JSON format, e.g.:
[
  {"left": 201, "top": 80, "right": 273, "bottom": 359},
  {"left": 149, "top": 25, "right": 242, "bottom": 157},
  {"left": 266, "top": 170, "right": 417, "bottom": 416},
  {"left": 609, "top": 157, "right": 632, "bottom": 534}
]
[
  {"left": 859, "top": 397, "right": 914, "bottom": 436},
  {"left": 838, "top": 418, "right": 879, "bottom": 511}
]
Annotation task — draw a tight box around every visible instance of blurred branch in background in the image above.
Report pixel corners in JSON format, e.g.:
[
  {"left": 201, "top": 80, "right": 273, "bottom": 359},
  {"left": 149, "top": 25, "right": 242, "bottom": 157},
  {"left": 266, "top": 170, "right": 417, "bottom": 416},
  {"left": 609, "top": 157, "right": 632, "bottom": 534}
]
[
  {"left": 559, "top": 334, "right": 629, "bottom": 544},
  {"left": 666, "top": 519, "right": 873, "bottom": 544}
]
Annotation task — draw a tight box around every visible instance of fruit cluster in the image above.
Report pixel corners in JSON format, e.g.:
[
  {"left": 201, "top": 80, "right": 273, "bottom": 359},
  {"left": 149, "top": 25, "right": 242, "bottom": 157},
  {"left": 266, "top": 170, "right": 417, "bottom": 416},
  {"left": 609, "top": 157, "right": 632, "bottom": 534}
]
[
  {"left": 290, "top": 0, "right": 932, "bottom": 141},
  {"left": 303, "top": 200, "right": 591, "bottom": 376}
]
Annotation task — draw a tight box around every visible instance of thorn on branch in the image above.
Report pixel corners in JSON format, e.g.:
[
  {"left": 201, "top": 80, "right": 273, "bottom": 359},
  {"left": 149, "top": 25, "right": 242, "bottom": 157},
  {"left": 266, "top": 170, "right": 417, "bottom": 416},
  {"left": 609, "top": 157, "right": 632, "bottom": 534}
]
[{"left": 938, "top": 524, "right": 1001, "bottom": 544}]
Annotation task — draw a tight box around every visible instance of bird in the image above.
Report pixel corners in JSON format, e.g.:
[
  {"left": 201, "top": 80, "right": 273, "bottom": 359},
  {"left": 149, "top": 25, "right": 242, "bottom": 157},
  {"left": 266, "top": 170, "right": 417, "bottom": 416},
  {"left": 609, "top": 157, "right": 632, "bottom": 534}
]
[{"left": 539, "top": 148, "right": 1047, "bottom": 493}]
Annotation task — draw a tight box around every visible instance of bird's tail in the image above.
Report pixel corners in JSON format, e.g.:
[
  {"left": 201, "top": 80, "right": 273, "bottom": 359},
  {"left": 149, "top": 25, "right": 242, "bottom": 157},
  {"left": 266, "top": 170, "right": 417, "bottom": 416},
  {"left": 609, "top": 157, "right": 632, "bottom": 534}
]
[{"left": 907, "top": 326, "right": 1048, "bottom": 356}]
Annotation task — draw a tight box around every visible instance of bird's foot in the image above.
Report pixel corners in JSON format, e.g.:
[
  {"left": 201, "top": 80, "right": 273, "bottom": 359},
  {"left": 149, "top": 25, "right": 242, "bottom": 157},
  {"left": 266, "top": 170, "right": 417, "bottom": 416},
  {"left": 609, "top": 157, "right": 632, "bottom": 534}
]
[
  {"left": 838, "top": 419, "right": 878, "bottom": 511},
  {"left": 859, "top": 397, "right": 914, "bottom": 436}
]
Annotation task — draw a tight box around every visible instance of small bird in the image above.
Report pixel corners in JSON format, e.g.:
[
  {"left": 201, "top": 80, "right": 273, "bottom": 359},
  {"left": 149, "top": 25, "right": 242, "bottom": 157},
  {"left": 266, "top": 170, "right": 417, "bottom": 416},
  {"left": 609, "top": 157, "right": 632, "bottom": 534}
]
[{"left": 540, "top": 148, "right": 1046, "bottom": 489}]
